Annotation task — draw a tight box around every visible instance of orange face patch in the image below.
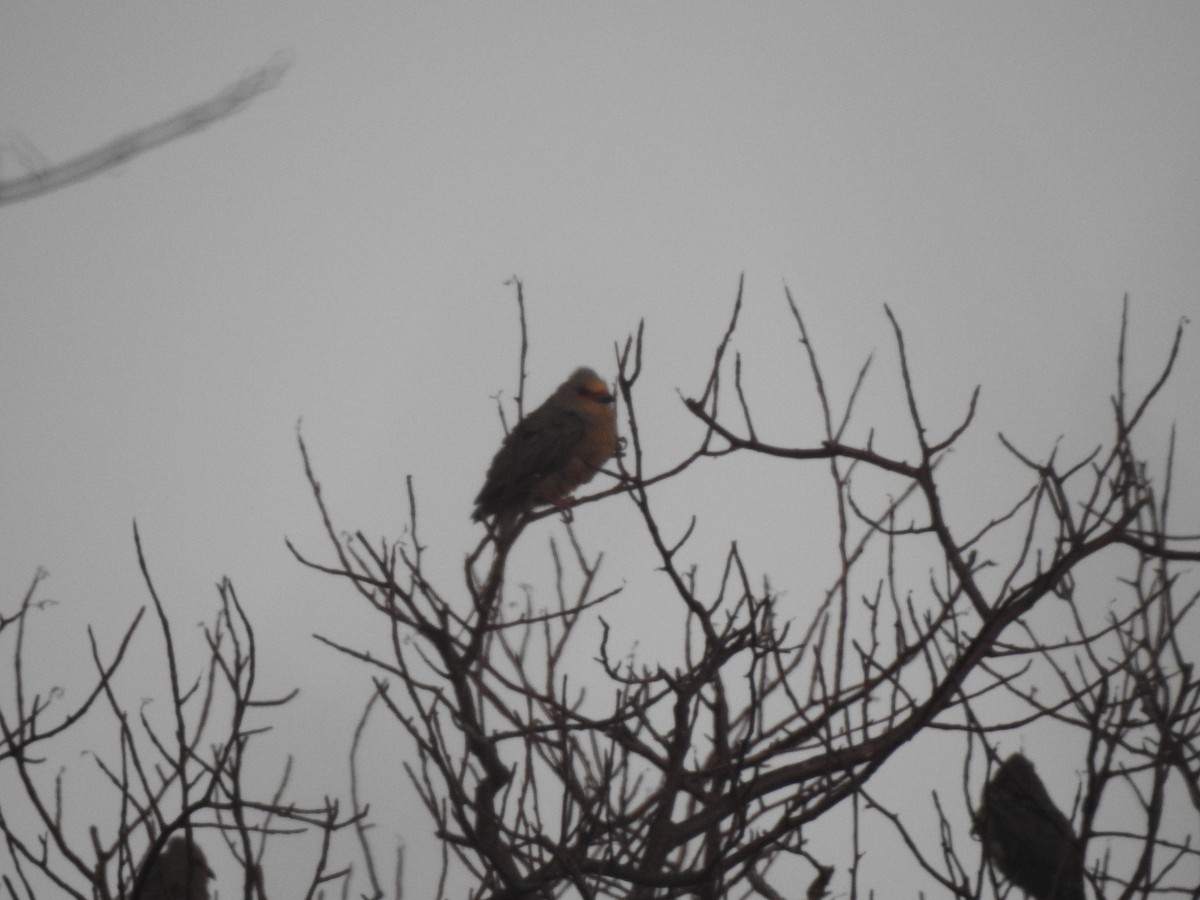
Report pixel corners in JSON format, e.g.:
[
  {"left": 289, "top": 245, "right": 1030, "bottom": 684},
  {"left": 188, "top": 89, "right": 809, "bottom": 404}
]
[{"left": 577, "top": 380, "right": 614, "bottom": 404}]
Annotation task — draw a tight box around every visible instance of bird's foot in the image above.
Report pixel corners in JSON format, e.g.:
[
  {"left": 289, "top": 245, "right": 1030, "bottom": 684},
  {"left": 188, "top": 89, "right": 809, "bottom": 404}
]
[{"left": 553, "top": 497, "right": 576, "bottom": 523}]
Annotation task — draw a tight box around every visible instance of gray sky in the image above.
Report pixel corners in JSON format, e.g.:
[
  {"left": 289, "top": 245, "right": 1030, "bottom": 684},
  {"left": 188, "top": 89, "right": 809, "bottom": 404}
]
[{"left": 2, "top": 3, "right": 1199, "bottom": 896}]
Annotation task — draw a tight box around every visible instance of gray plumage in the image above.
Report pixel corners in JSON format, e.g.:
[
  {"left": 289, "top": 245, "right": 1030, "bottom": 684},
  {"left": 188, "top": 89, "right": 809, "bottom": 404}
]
[{"left": 976, "top": 754, "right": 1085, "bottom": 900}]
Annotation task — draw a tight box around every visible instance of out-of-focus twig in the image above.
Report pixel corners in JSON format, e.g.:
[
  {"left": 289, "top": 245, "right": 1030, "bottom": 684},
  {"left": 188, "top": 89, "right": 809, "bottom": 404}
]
[{"left": 0, "top": 55, "right": 290, "bottom": 206}]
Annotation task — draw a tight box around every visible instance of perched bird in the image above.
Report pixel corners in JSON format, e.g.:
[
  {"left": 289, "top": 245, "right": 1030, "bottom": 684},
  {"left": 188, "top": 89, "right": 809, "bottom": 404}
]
[
  {"left": 474, "top": 367, "right": 617, "bottom": 531},
  {"left": 135, "top": 836, "right": 214, "bottom": 900},
  {"left": 975, "top": 754, "right": 1086, "bottom": 900}
]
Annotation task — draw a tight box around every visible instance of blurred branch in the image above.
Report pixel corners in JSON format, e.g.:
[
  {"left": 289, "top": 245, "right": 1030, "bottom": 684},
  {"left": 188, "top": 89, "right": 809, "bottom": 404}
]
[{"left": 0, "top": 56, "right": 289, "bottom": 207}]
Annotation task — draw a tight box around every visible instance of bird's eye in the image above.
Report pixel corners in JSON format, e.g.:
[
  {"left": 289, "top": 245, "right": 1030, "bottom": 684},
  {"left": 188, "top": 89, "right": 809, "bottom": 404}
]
[{"left": 579, "top": 385, "right": 613, "bottom": 403}]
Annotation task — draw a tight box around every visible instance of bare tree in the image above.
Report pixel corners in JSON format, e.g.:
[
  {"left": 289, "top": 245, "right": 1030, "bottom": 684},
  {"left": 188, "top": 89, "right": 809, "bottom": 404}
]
[
  {"left": 0, "top": 60, "right": 374, "bottom": 899},
  {"left": 3, "top": 281, "right": 1196, "bottom": 898},
  {"left": 0, "top": 525, "right": 361, "bottom": 898},
  {"left": 292, "top": 282, "right": 1199, "bottom": 898}
]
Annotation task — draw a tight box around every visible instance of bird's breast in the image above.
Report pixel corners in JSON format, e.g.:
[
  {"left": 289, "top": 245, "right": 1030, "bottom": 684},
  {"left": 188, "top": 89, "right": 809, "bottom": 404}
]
[{"left": 528, "top": 409, "right": 616, "bottom": 505}]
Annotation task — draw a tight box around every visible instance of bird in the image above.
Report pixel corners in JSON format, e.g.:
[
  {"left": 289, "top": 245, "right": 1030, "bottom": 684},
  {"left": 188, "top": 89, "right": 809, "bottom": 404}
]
[
  {"left": 135, "top": 835, "right": 214, "bottom": 900},
  {"left": 975, "top": 753, "right": 1086, "bottom": 900},
  {"left": 473, "top": 367, "right": 617, "bottom": 532}
]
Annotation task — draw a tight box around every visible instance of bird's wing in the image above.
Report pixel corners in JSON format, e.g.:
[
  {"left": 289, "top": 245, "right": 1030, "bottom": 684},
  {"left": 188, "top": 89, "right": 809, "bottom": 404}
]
[{"left": 476, "top": 405, "right": 586, "bottom": 514}]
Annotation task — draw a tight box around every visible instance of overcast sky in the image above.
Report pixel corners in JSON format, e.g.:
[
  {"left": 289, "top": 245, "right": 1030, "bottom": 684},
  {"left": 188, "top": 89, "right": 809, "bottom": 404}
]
[{"left": 2, "top": 4, "right": 1199, "bottom": 897}]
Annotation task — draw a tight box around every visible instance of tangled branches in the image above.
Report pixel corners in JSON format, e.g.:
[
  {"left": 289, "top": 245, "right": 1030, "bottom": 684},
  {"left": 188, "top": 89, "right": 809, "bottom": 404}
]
[{"left": 293, "top": 285, "right": 1199, "bottom": 898}]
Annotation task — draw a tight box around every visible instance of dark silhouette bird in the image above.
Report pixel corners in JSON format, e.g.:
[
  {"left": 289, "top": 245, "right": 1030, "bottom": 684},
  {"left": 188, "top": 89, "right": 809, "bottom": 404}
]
[
  {"left": 474, "top": 367, "right": 617, "bottom": 531},
  {"left": 975, "top": 754, "right": 1086, "bottom": 900},
  {"left": 135, "top": 836, "right": 214, "bottom": 900}
]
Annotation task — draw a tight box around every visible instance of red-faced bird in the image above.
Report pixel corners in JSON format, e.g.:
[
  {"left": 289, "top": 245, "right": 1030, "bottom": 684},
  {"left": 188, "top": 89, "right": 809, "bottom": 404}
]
[{"left": 474, "top": 367, "right": 617, "bottom": 531}]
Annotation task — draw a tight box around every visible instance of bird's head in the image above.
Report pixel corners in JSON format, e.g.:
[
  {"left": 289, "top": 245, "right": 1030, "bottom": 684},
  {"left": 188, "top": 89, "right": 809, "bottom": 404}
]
[
  {"left": 562, "top": 367, "right": 615, "bottom": 408},
  {"left": 164, "top": 836, "right": 215, "bottom": 879}
]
